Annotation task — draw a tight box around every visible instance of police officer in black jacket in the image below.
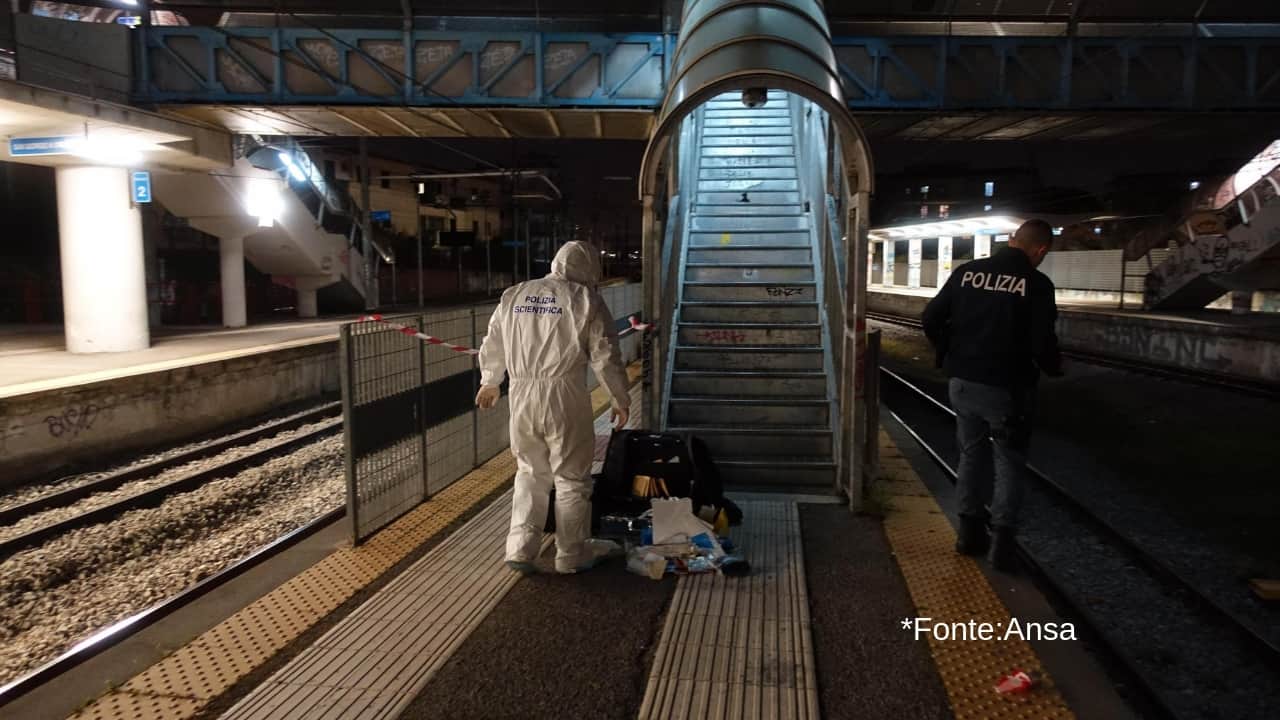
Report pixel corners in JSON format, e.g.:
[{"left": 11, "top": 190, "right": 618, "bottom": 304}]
[{"left": 921, "top": 219, "right": 1064, "bottom": 572}]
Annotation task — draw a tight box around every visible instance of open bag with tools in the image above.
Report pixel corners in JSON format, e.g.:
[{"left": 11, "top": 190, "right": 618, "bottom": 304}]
[{"left": 546, "top": 430, "right": 747, "bottom": 578}]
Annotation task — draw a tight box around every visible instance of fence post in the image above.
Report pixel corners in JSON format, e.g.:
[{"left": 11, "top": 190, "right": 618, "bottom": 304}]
[
  {"left": 863, "top": 329, "right": 882, "bottom": 498},
  {"left": 340, "top": 325, "right": 361, "bottom": 545},
  {"left": 471, "top": 307, "right": 480, "bottom": 470},
  {"left": 419, "top": 313, "right": 430, "bottom": 499}
]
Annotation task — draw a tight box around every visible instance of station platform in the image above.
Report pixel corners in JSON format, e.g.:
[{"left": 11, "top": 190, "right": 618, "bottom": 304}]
[
  {"left": 0, "top": 320, "right": 348, "bottom": 397},
  {"left": 20, "top": 373, "right": 1131, "bottom": 720},
  {"left": 0, "top": 319, "right": 349, "bottom": 485},
  {"left": 869, "top": 285, "right": 1280, "bottom": 385}
]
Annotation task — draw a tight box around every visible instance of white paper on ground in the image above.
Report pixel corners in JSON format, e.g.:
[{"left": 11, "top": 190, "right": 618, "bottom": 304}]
[{"left": 650, "top": 497, "right": 713, "bottom": 545}]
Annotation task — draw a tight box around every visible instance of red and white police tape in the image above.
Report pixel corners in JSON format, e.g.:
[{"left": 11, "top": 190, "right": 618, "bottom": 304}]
[{"left": 360, "top": 314, "right": 655, "bottom": 356}]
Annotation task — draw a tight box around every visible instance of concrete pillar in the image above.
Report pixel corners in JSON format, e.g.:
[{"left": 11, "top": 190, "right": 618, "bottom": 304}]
[
  {"left": 220, "top": 236, "right": 248, "bottom": 328},
  {"left": 297, "top": 286, "right": 318, "bottom": 318},
  {"left": 56, "top": 165, "right": 150, "bottom": 353}
]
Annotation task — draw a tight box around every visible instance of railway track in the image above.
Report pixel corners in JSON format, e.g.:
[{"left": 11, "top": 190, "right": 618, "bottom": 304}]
[
  {"left": 0, "top": 403, "right": 343, "bottom": 559},
  {"left": 866, "top": 310, "right": 1280, "bottom": 399},
  {"left": 0, "top": 506, "right": 345, "bottom": 705},
  {"left": 880, "top": 366, "right": 1280, "bottom": 719},
  {"left": 0, "top": 403, "right": 350, "bottom": 706}
]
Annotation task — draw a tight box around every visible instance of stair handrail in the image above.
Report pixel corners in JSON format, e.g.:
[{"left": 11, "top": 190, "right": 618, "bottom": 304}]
[{"left": 657, "top": 104, "right": 702, "bottom": 431}]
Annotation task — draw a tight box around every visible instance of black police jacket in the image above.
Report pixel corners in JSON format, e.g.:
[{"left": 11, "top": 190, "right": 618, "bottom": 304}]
[{"left": 921, "top": 246, "right": 1064, "bottom": 388}]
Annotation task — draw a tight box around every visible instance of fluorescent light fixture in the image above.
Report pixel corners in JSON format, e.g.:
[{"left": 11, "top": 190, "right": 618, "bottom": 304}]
[
  {"left": 66, "top": 136, "right": 145, "bottom": 166},
  {"left": 870, "top": 214, "right": 1023, "bottom": 241},
  {"left": 417, "top": 182, "right": 426, "bottom": 194},
  {"left": 278, "top": 151, "right": 305, "bottom": 182},
  {"left": 244, "top": 178, "right": 284, "bottom": 228}
]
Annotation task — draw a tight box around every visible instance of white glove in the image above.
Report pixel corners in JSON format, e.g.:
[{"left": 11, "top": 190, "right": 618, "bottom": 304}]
[{"left": 475, "top": 384, "right": 501, "bottom": 410}]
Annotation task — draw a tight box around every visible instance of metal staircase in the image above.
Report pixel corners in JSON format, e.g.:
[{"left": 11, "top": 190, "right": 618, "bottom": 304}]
[{"left": 663, "top": 92, "right": 837, "bottom": 489}]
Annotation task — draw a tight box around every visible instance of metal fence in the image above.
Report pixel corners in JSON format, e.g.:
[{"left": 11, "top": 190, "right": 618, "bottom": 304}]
[{"left": 341, "top": 285, "right": 641, "bottom": 543}]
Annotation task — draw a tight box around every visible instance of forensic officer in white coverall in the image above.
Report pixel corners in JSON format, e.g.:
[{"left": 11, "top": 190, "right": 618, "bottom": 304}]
[{"left": 475, "top": 241, "right": 631, "bottom": 574}]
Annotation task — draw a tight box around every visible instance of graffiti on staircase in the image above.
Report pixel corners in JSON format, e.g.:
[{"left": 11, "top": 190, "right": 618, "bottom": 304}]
[{"left": 1144, "top": 158, "right": 1280, "bottom": 308}]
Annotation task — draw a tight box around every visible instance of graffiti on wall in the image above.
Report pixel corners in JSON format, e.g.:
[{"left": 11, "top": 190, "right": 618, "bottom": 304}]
[
  {"left": 1065, "top": 318, "right": 1241, "bottom": 375},
  {"left": 44, "top": 403, "right": 104, "bottom": 439}
]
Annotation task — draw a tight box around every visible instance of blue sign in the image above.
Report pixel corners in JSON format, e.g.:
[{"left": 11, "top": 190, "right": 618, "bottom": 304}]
[
  {"left": 370, "top": 210, "right": 391, "bottom": 223},
  {"left": 501, "top": 241, "right": 526, "bottom": 248},
  {"left": 132, "top": 171, "right": 152, "bottom": 204},
  {"left": 116, "top": 16, "right": 141, "bottom": 26},
  {"left": 9, "top": 136, "right": 77, "bottom": 157}
]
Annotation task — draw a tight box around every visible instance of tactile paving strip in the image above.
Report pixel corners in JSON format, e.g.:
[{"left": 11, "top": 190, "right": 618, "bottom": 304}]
[
  {"left": 638, "top": 500, "right": 819, "bottom": 720},
  {"left": 878, "top": 431, "right": 1075, "bottom": 720},
  {"left": 69, "top": 363, "right": 641, "bottom": 720},
  {"left": 221, "top": 491, "right": 524, "bottom": 720}
]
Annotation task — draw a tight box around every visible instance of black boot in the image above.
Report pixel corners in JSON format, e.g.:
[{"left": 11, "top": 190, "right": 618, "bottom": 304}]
[
  {"left": 987, "top": 526, "right": 1018, "bottom": 573},
  {"left": 954, "top": 515, "right": 989, "bottom": 556}
]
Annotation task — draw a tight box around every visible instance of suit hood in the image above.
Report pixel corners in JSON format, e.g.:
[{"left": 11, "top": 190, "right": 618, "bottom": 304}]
[{"left": 549, "top": 241, "right": 601, "bottom": 286}]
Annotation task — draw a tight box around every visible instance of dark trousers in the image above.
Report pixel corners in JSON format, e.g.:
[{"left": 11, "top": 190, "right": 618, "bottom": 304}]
[{"left": 948, "top": 378, "right": 1036, "bottom": 529}]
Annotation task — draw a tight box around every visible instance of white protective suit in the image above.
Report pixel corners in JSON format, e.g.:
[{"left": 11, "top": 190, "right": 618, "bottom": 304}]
[{"left": 477, "top": 241, "right": 631, "bottom": 573}]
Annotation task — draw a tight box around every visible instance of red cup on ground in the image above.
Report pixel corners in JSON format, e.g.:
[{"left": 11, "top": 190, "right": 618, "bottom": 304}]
[{"left": 995, "top": 669, "right": 1034, "bottom": 695}]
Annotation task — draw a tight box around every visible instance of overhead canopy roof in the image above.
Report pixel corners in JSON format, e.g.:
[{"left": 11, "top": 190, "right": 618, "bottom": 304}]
[
  {"left": 0, "top": 79, "right": 232, "bottom": 169},
  {"left": 27, "top": 0, "right": 1280, "bottom": 25}
]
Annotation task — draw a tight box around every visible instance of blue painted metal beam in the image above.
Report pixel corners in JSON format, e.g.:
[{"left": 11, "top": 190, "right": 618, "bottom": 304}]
[{"left": 136, "top": 27, "right": 1280, "bottom": 111}]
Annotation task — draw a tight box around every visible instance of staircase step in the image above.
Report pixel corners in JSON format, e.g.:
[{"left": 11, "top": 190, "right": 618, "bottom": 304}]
[
  {"left": 701, "top": 136, "right": 794, "bottom": 146},
  {"left": 690, "top": 232, "right": 809, "bottom": 248},
  {"left": 668, "top": 397, "right": 828, "bottom": 427},
  {"left": 671, "top": 370, "right": 827, "bottom": 398},
  {"left": 675, "top": 346, "right": 824, "bottom": 371},
  {"left": 682, "top": 282, "right": 816, "bottom": 302},
  {"left": 691, "top": 245, "right": 808, "bottom": 266},
  {"left": 698, "top": 178, "right": 799, "bottom": 191},
  {"left": 695, "top": 204, "right": 804, "bottom": 216},
  {"left": 685, "top": 265, "right": 815, "bottom": 282},
  {"left": 718, "top": 459, "right": 836, "bottom": 489},
  {"left": 703, "top": 125, "right": 791, "bottom": 136},
  {"left": 702, "top": 108, "right": 790, "bottom": 118},
  {"left": 701, "top": 166, "right": 798, "bottom": 180},
  {"left": 704, "top": 117, "right": 790, "bottom": 127},
  {"left": 700, "top": 157, "right": 797, "bottom": 170},
  {"left": 702, "top": 149, "right": 796, "bottom": 161},
  {"left": 698, "top": 191, "right": 800, "bottom": 204},
  {"left": 669, "top": 427, "right": 833, "bottom": 458},
  {"left": 691, "top": 215, "right": 809, "bottom": 233},
  {"left": 678, "top": 322, "right": 821, "bottom": 346},
  {"left": 681, "top": 302, "right": 818, "bottom": 323}
]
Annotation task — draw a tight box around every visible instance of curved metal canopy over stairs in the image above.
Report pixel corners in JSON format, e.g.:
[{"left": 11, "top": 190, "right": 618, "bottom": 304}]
[
  {"left": 641, "top": 0, "right": 872, "bottom": 197},
  {"left": 639, "top": 0, "right": 878, "bottom": 504}
]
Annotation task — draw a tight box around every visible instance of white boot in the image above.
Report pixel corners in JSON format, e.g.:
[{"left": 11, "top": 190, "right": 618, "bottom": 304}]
[{"left": 555, "top": 538, "right": 622, "bottom": 574}]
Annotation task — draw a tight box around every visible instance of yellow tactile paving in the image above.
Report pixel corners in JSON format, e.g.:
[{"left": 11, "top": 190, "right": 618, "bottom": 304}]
[
  {"left": 878, "top": 431, "right": 1075, "bottom": 720},
  {"left": 69, "top": 361, "right": 642, "bottom": 720}
]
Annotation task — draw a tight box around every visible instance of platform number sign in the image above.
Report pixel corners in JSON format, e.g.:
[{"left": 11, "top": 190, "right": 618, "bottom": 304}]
[{"left": 132, "top": 171, "right": 152, "bottom": 204}]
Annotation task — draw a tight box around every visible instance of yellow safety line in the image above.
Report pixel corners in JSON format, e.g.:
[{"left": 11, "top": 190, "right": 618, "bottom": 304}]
[
  {"left": 70, "top": 362, "right": 642, "bottom": 720},
  {"left": 878, "top": 431, "right": 1075, "bottom": 720}
]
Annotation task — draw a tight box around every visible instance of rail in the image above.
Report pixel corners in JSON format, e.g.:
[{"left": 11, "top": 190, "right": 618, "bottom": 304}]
[{"left": 879, "top": 365, "right": 1280, "bottom": 718}]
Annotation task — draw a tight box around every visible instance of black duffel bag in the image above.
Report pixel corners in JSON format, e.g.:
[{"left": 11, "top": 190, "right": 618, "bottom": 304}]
[{"left": 543, "top": 429, "right": 742, "bottom": 533}]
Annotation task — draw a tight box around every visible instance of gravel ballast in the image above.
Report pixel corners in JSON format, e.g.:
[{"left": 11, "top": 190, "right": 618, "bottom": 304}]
[{"left": 0, "top": 435, "right": 343, "bottom": 685}]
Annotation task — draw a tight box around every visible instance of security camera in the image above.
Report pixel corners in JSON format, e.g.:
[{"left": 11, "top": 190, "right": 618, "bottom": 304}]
[{"left": 741, "top": 87, "right": 768, "bottom": 108}]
